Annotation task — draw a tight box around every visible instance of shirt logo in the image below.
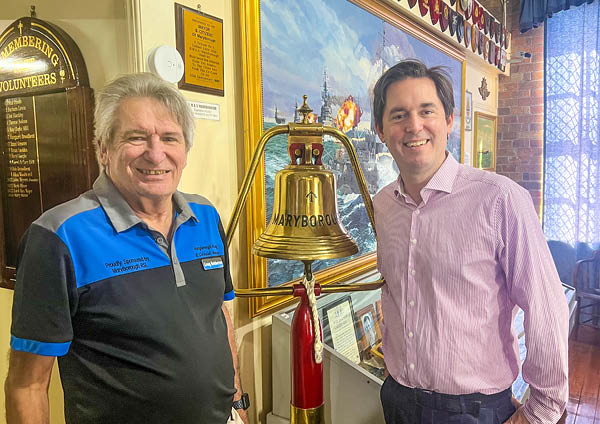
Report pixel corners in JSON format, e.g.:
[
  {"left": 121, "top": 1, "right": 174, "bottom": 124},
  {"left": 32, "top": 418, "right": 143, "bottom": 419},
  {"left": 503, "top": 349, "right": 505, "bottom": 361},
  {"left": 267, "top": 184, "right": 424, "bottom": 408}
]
[
  {"left": 105, "top": 256, "right": 150, "bottom": 274},
  {"left": 194, "top": 244, "right": 220, "bottom": 258}
]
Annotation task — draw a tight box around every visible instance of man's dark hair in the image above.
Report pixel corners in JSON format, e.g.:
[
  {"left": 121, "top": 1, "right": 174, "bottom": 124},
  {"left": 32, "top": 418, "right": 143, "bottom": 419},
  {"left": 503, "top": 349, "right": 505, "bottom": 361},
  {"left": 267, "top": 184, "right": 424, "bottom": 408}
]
[{"left": 372, "top": 59, "right": 455, "bottom": 131}]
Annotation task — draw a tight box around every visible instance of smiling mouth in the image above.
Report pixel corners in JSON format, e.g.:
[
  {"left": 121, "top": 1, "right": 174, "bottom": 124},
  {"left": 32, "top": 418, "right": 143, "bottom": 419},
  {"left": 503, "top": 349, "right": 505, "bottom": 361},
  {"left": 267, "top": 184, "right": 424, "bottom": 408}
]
[
  {"left": 403, "top": 139, "right": 429, "bottom": 148},
  {"left": 137, "top": 168, "right": 170, "bottom": 175}
]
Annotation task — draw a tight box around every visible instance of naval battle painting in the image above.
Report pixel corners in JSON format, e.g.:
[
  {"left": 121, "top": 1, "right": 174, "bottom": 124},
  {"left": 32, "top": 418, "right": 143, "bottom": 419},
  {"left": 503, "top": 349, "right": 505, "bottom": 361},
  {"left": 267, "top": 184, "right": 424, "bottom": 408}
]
[{"left": 239, "top": 0, "right": 465, "bottom": 314}]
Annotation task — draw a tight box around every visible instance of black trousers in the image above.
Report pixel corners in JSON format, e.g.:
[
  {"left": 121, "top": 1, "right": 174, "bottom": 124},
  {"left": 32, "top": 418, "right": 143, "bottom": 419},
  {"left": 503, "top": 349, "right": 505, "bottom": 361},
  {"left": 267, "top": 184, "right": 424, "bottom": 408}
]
[{"left": 380, "top": 376, "right": 517, "bottom": 424}]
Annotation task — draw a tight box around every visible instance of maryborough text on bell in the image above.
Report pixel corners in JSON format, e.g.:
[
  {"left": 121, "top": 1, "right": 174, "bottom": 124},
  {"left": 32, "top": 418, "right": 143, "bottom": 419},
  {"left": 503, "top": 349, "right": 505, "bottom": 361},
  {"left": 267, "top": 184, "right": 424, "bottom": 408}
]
[{"left": 271, "top": 212, "right": 338, "bottom": 228}]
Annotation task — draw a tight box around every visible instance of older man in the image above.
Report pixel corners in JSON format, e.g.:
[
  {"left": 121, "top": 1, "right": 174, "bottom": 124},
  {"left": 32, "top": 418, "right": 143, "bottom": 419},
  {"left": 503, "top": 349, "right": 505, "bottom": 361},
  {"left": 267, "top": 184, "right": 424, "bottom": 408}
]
[
  {"left": 5, "top": 73, "right": 248, "bottom": 424},
  {"left": 373, "top": 60, "right": 568, "bottom": 424}
]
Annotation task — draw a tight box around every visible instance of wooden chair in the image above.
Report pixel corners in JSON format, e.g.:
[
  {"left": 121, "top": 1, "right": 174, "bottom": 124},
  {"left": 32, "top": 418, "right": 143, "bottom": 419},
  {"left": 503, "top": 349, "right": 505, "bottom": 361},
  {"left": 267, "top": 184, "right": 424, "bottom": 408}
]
[
  {"left": 547, "top": 240, "right": 577, "bottom": 285},
  {"left": 573, "top": 249, "right": 600, "bottom": 337}
]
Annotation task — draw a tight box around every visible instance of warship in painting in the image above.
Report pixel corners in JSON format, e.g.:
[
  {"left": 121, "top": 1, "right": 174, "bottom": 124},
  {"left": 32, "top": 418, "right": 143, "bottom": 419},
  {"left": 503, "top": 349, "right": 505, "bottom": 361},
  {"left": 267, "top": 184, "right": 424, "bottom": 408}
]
[
  {"left": 274, "top": 107, "right": 286, "bottom": 124},
  {"left": 290, "top": 70, "right": 389, "bottom": 196},
  {"left": 326, "top": 71, "right": 387, "bottom": 195}
]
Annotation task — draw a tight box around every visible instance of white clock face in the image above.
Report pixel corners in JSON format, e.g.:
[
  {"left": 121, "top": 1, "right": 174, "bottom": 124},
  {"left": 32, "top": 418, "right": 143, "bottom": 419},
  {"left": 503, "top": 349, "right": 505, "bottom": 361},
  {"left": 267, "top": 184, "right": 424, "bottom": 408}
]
[{"left": 147, "top": 45, "right": 184, "bottom": 83}]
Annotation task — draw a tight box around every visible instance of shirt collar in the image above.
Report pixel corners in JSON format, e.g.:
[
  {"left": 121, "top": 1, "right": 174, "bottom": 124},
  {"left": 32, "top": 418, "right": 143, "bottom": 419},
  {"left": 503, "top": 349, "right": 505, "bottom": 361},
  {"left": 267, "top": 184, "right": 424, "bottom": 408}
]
[
  {"left": 393, "top": 152, "right": 460, "bottom": 200},
  {"left": 424, "top": 152, "right": 459, "bottom": 194},
  {"left": 92, "top": 172, "right": 198, "bottom": 233}
]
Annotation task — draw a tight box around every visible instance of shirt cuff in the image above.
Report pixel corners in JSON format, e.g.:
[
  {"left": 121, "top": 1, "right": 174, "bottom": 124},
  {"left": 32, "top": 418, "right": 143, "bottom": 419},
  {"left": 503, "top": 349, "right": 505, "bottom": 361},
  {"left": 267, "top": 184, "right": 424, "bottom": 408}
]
[
  {"left": 10, "top": 335, "right": 70, "bottom": 357},
  {"left": 224, "top": 289, "right": 235, "bottom": 301},
  {"left": 522, "top": 392, "right": 565, "bottom": 424}
]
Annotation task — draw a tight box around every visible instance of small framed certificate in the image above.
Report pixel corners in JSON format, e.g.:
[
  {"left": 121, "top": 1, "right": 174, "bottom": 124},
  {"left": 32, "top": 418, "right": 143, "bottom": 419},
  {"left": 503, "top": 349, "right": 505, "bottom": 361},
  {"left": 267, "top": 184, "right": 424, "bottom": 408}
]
[{"left": 322, "top": 296, "right": 360, "bottom": 364}]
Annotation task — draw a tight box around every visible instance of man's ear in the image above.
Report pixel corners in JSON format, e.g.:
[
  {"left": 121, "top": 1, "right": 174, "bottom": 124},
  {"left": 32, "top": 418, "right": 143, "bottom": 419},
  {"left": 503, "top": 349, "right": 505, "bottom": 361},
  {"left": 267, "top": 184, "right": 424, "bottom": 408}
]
[
  {"left": 99, "top": 141, "right": 109, "bottom": 167},
  {"left": 446, "top": 113, "right": 454, "bottom": 133},
  {"left": 375, "top": 124, "right": 385, "bottom": 144}
]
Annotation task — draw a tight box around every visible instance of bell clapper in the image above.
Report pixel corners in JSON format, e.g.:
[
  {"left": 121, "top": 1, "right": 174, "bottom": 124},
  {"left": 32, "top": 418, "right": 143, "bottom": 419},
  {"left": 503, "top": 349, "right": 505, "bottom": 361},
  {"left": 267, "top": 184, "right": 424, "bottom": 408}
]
[{"left": 303, "top": 260, "right": 323, "bottom": 364}]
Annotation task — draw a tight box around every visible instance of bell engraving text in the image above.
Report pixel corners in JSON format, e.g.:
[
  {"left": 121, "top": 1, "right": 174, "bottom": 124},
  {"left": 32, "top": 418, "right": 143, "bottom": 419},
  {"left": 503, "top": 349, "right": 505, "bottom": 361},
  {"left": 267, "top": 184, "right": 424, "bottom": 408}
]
[{"left": 271, "top": 212, "right": 338, "bottom": 227}]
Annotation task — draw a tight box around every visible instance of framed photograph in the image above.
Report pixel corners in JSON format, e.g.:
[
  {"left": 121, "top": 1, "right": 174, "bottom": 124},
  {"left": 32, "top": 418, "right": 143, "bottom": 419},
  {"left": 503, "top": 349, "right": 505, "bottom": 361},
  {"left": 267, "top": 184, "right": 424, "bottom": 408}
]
[
  {"left": 174, "top": 3, "right": 224, "bottom": 96},
  {"left": 240, "top": 0, "right": 466, "bottom": 316},
  {"left": 356, "top": 304, "right": 382, "bottom": 352},
  {"left": 473, "top": 112, "right": 497, "bottom": 171},
  {"left": 464, "top": 90, "right": 473, "bottom": 131},
  {"left": 322, "top": 296, "right": 361, "bottom": 364}
]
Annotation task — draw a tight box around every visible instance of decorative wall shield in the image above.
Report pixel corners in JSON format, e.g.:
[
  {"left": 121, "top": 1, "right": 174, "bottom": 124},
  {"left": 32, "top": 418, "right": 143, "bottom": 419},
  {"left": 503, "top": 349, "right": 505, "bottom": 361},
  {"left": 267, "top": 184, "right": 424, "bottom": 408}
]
[
  {"left": 464, "top": 0, "right": 473, "bottom": 20},
  {"left": 483, "top": 35, "right": 489, "bottom": 59},
  {"left": 472, "top": 24, "right": 478, "bottom": 52},
  {"left": 478, "top": 30, "right": 484, "bottom": 54},
  {"left": 449, "top": 9, "right": 458, "bottom": 35},
  {"left": 419, "top": 0, "right": 430, "bottom": 17},
  {"left": 495, "top": 43, "right": 500, "bottom": 66},
  {"left": 473, "top": 1, "right": 480, "bottom": 25},
  {"left": 457, "top": 14, "right": 465, "bottom": 43},
  {"left": 464, "top": 20, "right": 472, "bottom": 47},
  {"left": 482, "top": 10, "right": 489, "bottom": 34},
  {"left": 477, "top": 4, "right": 485, "bottom": 29},
  {"left": 408, "top": 0, "right": 418, "bottom": 8},
  {"left": 429, "top": 0, "right": 442, "bottom": 25},
  {"left": 440, "top": 2, "right": 450, "bottom": 32},
  {"left": 497, "top": 23, "right": 502, "bottom": 44}
]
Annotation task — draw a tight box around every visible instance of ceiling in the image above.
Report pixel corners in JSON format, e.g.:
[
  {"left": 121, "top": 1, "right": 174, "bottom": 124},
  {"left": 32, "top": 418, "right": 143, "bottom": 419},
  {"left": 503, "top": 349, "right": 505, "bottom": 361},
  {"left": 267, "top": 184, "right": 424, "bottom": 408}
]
[{"left": 0, "top": 0, "right": 126, "bottom": 21}]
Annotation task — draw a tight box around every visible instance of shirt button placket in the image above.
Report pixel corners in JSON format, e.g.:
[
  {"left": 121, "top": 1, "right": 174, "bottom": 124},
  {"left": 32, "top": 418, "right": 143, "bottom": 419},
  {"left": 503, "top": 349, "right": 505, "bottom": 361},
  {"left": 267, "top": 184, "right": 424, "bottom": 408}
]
[{"left": 406, "top": 207, "right": 420, "bottom": 381}]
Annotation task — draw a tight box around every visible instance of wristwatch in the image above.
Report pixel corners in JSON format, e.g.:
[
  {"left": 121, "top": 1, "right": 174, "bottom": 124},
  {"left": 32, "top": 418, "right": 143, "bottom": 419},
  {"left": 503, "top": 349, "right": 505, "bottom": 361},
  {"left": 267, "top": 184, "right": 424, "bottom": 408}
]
[{"left": 233, "top": 393, "right": 250, "bottom": 410}]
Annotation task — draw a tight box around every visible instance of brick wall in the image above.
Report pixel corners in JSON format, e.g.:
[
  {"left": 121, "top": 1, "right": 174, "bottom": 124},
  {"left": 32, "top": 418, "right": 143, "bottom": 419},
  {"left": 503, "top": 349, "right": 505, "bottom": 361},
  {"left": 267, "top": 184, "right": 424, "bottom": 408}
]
[{"left": 496, "top": 1, "right": 545, "bottom": 215}]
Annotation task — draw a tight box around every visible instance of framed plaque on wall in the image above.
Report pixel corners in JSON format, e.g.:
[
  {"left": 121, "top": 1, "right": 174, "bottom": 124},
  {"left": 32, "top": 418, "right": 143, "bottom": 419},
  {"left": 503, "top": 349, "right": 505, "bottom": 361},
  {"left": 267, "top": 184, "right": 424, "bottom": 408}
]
[
  {"left": 174, "top": 3, "right": 224, "bottom": 96},
  {"left": 0, "top": 17, "right": 97, "bottom": 289}
]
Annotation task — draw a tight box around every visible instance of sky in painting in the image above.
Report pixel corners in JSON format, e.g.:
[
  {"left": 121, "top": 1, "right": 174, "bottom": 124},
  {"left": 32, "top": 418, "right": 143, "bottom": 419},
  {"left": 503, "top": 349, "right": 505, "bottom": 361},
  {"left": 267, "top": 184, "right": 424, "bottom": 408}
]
[{"left": 260, "top": 0, "right": 462, "bottom": 129}]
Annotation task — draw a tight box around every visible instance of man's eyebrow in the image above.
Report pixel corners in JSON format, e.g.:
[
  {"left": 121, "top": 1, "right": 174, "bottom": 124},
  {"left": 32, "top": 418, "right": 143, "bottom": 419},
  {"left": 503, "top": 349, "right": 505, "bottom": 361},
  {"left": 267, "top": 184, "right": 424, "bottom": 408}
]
[
  {"left": 388, "top": 106, "right": 407, "bottom": 114},
  {"left": 420, "top": 102, "right": 439, "bottom": 109},
  {"left": 122, "top": 129, "right": 149, "bottom": 137},
  {"left": 121, "top": 130, "right": 182, "bottom": 137}
]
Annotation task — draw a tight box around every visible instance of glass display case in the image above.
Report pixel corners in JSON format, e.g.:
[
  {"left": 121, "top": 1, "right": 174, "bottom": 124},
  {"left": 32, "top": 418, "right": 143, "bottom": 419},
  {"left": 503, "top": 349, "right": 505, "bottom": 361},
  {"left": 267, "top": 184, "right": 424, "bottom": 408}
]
[{"left": 267, "top": 272, "right": 577, "bottom": 423}]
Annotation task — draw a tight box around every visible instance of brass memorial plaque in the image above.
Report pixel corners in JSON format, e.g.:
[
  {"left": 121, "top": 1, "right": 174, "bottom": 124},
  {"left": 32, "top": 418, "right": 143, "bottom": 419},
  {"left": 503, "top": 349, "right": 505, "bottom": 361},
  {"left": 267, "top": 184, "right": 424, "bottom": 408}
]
[
  {"left": 0, "top": 17, "right": 97, "bottom": 289},
  {"left": 175, "top": 3, "right": 225, "bottom": 96}
]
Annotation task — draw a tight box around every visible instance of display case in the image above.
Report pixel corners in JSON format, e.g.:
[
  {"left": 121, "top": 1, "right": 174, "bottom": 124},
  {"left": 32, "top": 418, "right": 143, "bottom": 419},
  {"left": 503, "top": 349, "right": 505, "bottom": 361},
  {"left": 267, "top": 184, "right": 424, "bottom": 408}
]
[{"left": 267, "top": 271, "right": 577, "bottom": 424}]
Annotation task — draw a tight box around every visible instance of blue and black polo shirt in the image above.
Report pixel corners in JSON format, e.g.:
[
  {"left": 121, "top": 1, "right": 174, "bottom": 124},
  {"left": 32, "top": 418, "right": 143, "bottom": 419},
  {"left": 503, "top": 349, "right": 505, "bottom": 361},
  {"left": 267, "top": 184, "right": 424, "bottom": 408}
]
[{"left": 10, "top": 173, "right": 236, "bottom": 423}]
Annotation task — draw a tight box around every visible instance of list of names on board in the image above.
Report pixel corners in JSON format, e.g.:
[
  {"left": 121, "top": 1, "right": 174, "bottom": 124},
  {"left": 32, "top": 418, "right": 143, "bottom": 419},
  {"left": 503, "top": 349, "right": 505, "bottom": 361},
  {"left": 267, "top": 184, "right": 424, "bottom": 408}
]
[{"left": 3, "top": 97, "right": 40, "bottom": 202}]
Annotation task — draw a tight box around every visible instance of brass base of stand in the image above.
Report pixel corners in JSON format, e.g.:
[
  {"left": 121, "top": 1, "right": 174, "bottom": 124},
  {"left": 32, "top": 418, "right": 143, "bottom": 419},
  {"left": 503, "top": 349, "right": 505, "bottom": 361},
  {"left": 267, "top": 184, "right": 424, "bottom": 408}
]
[{"left": 290, "top": 403, "right": 325, "bottom": 424}]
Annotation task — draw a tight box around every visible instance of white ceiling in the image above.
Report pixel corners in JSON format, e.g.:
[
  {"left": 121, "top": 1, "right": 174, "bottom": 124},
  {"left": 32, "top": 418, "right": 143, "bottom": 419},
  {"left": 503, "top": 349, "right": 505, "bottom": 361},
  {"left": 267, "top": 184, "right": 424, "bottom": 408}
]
[{"left": 1, "top": 0, "right": 126, "bottom": 21}]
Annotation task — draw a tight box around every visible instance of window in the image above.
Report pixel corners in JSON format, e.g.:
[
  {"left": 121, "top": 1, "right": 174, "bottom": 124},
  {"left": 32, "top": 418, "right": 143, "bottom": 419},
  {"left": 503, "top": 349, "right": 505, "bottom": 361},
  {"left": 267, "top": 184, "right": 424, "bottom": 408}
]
[{"left": 544, "top": 0, "right": 600, "bottom": 246}]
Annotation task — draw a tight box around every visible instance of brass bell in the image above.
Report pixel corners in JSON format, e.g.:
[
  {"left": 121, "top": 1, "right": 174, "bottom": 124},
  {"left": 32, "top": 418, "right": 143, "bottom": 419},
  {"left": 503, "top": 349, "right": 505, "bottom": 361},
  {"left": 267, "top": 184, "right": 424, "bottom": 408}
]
[{"left": 252, "top": 126, "right": 358, "bottom": 261}]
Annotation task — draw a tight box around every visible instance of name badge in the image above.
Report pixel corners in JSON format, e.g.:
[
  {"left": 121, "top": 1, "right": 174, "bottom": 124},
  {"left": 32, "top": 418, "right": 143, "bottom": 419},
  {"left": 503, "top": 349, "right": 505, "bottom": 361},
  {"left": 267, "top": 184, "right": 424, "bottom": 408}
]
[{"left": 202, "top": 257, "right": 224, "bottom": 270}]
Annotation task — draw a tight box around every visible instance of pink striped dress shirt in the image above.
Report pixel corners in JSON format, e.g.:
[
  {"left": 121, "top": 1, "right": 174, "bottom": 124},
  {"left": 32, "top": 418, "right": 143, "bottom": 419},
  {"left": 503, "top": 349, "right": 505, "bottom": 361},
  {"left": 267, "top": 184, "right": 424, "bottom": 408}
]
[{"left": 374, "top": 154, "right": 569, "bottom": 423}]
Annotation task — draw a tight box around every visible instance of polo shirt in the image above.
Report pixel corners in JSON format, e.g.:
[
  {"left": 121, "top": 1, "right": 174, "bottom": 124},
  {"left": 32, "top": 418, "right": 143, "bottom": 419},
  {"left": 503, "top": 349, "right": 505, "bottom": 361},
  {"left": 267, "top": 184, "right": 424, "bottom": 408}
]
[{"left": 10, "top": 173, "right": 236, "bottom": 423}]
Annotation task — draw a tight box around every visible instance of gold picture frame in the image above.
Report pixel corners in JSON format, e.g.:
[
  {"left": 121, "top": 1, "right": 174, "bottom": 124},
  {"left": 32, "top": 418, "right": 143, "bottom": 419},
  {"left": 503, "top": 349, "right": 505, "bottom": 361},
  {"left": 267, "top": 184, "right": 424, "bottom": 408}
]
[
  {"left": 473, "top": 112, "right": 497, "bottom": 171},
  {"left": 240, "top": 0, "right": 466, "bottom": 317}
]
